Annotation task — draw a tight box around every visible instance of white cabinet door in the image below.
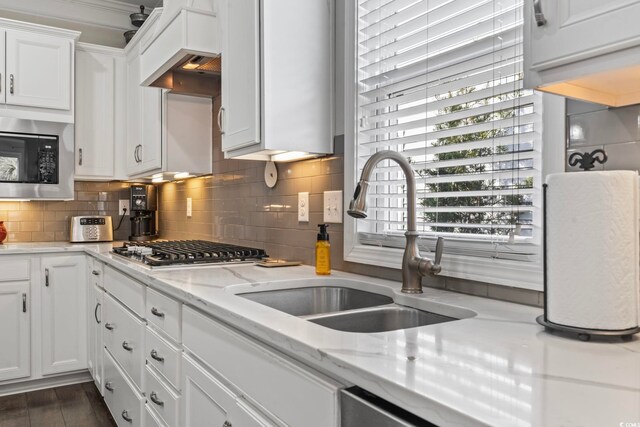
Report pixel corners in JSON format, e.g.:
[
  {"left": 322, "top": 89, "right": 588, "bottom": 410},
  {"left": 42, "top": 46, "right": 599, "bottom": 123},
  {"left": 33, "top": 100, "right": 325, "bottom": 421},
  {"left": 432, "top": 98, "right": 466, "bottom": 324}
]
[
  {"left": 528, "top": 0, "right": 640, "bottom": 71},
  {"left": 88, "top": 283, "right": 104, "bottom": 395},
  {"left": 0, "top": 30, "right": 5, "bottom": 105},
  {"left": 41, "top": 255, "right": 87, "bottom": 375},
  {"left": 75, "top": 48, "right": 117, "bottom": 179},
  {"left": 220, "top": 0, "right": 261, "bottom": 152},
  {"left": 5, "top": 29, "right": 72, "bottom": 110},
  {"left": 126, "top": 52, "right": 162, "bottom": 177},
  {"left": 182, "top": 354, "right": 271, "bottom": 427},
  {"left": 0, "top": 282, "right": 30, "bottom": 382},
  {"left": 139, "top": 86, "right": 162, "bottom": 174},
  {"left": 126, "top": 53, "right": 142, "bottom": 176}
]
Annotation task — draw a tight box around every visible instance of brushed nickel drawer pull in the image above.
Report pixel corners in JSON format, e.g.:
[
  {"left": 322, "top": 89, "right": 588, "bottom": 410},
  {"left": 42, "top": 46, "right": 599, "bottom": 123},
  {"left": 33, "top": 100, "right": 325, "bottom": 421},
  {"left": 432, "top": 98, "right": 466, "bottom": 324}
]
[
  {"left": 149, "top": 391, "right": 164, "bottom": 407},
  {"left": 105, "top": 322, "right": 115, "bottom": 330},
  {"left": 94, "top": 302, "right": 101, "bottom": 324},
  {"left": 150, "top": 307, "right": 165, "bottom": 318},
  {"left": 122, "top": 341, "right": 133, "bottom": 352},
  {"left": 105, "top": 381, "right": 114, "bottom": 392},
  {"left": 121, "top": 410, "right": 132, "bottom": 423},
  {"left": 150, "top": 349, "right": 164, "bottom": 363}
]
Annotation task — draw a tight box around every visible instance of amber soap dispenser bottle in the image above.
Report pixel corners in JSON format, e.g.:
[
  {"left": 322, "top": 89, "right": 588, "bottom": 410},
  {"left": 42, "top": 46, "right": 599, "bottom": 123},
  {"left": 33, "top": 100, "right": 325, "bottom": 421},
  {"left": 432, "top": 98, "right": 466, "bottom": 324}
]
[{"left": 315, "top": 224, "right": 331, "bottom": 275}]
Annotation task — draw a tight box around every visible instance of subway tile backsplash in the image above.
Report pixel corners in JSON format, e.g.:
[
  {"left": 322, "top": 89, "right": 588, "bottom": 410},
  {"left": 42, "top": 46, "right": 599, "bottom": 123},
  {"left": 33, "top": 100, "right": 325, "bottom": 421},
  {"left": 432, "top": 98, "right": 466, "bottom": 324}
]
[{"left": 0, "top": 181, "right": 131, "bottom": 242}]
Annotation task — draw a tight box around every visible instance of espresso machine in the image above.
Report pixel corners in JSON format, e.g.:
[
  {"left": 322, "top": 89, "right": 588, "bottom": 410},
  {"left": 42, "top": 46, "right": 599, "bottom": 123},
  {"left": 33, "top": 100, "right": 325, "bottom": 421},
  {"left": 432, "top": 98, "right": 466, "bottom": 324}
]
[{"left": 129, "top": 184, "right": 158, "bottom": 241}]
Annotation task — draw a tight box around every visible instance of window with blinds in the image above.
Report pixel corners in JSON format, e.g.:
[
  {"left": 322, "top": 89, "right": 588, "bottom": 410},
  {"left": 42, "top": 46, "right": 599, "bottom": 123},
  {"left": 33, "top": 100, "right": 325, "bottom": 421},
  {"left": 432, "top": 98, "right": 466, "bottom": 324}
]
[{"left": 355, "top": 0, "right": 542, "bottom": 261}]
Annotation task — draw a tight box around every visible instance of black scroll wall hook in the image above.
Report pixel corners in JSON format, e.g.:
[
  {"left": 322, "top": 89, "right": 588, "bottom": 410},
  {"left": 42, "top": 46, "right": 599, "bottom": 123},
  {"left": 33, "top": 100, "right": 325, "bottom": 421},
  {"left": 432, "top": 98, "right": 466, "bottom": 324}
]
[{"left": 568, "top": 149, "right": 608, "bottom": 171}]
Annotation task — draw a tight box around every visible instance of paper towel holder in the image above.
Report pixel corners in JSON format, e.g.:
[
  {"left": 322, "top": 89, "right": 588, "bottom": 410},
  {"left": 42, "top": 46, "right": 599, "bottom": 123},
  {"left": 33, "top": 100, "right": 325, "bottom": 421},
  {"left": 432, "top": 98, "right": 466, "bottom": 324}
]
[{"left": 537, "top": 183, "right": 640, "bottom": 342}]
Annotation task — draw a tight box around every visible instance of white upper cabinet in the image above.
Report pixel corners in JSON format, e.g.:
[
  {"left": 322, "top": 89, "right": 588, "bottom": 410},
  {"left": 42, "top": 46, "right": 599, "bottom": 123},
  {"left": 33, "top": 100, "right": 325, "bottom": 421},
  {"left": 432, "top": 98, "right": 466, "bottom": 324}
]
[
  {"left": 75, "top": 43, "right": 126, "bottom": 180},
  {"left": 220, "top": 0, "right": 260, "bottom": 152},
  {"left": 524, "top": 0, "right": 640, "bottom": 106},
  {"left": 0, "top": 19, "right": 78, "bottom": 122},
  {"left": 220, "top": 0, "right": 333, "bottom": 161},
  {"left": 5, "top": 30, "right": 72, "bottom": 110},
  {"left": 125, "top": 43, "right": 163, "bottom": 177}
]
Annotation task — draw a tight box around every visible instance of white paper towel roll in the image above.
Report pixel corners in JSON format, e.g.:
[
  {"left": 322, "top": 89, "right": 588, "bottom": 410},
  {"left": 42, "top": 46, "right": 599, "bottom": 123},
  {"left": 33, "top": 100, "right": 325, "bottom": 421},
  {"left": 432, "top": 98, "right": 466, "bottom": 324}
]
[{"left": 546, "top": 171, "right": 639, "bottom": 330}]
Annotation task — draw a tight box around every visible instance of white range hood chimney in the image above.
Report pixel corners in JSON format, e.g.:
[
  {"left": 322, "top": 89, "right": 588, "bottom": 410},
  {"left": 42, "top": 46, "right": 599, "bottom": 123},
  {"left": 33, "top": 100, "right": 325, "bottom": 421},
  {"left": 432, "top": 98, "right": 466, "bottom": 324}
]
[{"left": 139, "top": 0, "right": 221, "bottom": 96}]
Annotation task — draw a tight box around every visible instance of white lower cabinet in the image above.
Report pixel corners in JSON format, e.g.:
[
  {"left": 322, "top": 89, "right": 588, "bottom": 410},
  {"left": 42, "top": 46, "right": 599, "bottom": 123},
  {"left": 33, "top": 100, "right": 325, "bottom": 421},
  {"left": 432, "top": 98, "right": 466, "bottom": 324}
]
[
  {"left": 145, "top": 326, "right": 181, "bottom": 390},
  {"left": 104, "top": 348, "right": 145, "bottom": 427},
  {"left": 0, "top": 281, "right": 30, "bottom": 382},
  {"left": 145, "top": 404, "right": 167, "bottom": 427},
  {"left": 40, "top": 255, "right": 87, "bottom": 375},
  {"left": 183, "top": 306, "right": 341, "bottom": 427},
  {"left": 182, "top": 354, "right": 272, "bottom": 427},
  {"left": 103, "top": 293, "right": 146, "bottom": 390},
  {"left": 145, "top": 365, "right": 180, "bottom": 426},
  {"left": 88, "top": 283, "right": 104, "bottom": 394}
]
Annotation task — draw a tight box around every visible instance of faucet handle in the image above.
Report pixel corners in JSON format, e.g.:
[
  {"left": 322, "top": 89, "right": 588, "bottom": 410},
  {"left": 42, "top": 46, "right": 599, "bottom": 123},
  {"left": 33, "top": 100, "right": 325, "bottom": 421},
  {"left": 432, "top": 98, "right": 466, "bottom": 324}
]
[{"left": 434, "top": 237, "right": 444, "bottom": 266}]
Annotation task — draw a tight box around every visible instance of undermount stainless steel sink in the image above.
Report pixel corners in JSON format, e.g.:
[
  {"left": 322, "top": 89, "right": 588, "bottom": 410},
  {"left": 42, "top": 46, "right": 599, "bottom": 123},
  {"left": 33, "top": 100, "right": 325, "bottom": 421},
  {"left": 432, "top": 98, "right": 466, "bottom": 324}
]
[
  {"left": 308, "top": 306, "right": 456, "bottom": 333},
  {"left": 238, "top": 286, "right": 393, "bottom": 316}
]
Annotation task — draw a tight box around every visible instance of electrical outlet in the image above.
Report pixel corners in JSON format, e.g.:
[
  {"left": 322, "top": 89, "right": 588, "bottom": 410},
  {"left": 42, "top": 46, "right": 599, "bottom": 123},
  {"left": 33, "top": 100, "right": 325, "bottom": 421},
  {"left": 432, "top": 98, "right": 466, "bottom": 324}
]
[
  {"left": 298, "top": 192, "right": 309, "bottom": 222},
  {"left": 187, "top": 198, "right": 192, "bottom": 218},
  {"left": 324, "top": 190, "right": 343, "bottom": 223},
  {"left": 118, "top": 199, "right": 130, "bottom": 215}
]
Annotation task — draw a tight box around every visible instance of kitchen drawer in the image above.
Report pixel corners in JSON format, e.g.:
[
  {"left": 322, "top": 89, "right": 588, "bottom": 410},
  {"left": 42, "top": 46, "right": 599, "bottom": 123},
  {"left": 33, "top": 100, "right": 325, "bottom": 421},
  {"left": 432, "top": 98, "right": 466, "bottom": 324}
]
[
  {"left": 0, "top": 259, "right": 29, "bottom": 282},
  {"left": 145, "top": 365, "right": 180, "bottom": 427},
  {"left": 89, "top": 258, "right": 104, "bottom": 289},
  {"left": 145, "top": 326, "right": 181, "bottom": 390},
  {"left": 182, "top": 306, "right": 340, "bottom": 427},
  {"left": 146, "top": 288, "right": 181, "bottom": 343},
  {"left": 145, "top": 404, "right": 167, "bottom": 427},
  {"left": 104, "top": 348, "right": 145, "bottom": 427},
  {"left": 105, "top": 266, "right": 146, "bottom": 317},
  {"left": 104, "top": 293, "right": 146, "bottom": 391}
]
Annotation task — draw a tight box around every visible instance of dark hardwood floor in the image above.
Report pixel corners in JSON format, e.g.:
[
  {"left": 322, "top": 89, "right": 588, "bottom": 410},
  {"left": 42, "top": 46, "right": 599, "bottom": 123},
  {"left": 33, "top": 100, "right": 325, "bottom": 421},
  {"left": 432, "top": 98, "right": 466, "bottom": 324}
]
[{"left": 0, "top": 382, "right": 116, "bottom": 427}]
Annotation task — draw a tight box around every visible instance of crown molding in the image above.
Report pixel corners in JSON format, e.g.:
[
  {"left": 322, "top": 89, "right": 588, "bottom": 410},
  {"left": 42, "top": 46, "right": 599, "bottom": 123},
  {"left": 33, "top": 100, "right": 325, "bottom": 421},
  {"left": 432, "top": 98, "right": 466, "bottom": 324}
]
[
  {"left": 0, "top": 0, "right": 147, "bottom": 31},
  {"left": 0, "top": 16, "right": 81, "bottom": 39}
]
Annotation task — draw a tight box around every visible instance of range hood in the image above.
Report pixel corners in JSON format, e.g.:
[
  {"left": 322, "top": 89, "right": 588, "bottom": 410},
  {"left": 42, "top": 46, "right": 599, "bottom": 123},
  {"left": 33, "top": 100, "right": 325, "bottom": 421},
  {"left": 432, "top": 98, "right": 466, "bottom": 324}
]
[{"left": 140, "top": 3, "right": 220, "bottom": 97}]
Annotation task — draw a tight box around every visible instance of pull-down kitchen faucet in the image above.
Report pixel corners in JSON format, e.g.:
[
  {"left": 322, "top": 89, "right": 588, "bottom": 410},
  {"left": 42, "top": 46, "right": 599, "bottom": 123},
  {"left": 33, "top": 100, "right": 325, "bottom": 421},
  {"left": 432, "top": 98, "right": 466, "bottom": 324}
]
[{"left": 348, "top": 150, "right": 444, "bottom": 294}]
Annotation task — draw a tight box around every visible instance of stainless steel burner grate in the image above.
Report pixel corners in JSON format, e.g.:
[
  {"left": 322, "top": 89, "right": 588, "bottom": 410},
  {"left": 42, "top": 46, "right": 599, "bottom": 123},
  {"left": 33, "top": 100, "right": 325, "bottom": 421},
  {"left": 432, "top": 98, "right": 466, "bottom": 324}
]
[{"left": 112, "top": 240, "right": 268, "bottom": 267}]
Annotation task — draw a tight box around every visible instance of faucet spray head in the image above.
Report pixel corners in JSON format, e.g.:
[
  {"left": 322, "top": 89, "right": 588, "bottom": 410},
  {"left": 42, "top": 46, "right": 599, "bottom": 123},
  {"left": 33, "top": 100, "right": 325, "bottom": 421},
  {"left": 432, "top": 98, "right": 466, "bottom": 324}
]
[{"left": 347, "top": 181, "right": 368, "bottom": 219}]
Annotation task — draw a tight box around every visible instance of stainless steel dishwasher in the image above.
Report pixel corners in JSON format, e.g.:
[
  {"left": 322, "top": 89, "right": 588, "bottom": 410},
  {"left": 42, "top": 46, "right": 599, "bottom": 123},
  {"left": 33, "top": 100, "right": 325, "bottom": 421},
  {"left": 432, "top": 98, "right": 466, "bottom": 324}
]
[{"left": 341, "top": 387, "right": 437, "bottom": 427}]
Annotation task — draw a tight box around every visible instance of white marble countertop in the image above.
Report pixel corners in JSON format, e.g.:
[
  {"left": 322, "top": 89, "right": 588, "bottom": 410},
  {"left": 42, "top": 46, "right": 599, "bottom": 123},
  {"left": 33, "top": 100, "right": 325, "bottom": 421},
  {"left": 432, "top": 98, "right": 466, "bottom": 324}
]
[{"left": 5, "top": 242, "right": 640, "bottom": 426}]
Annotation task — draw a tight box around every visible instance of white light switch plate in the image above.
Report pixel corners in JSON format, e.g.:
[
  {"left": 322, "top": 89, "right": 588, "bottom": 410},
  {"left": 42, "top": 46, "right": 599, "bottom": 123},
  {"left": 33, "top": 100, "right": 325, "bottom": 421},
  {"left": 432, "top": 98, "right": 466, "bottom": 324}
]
[
  {"left": 298, "top": 192, "right": 309, "bottom": 222},
  {"left": 118, "top": 200, "right": 130, "bottom": 215},
  {"left": 324, "top": 190, "right": 343, "bottom": 223},
  {"left": 187, "top": 198, "right": 192, "bottom": 217}
]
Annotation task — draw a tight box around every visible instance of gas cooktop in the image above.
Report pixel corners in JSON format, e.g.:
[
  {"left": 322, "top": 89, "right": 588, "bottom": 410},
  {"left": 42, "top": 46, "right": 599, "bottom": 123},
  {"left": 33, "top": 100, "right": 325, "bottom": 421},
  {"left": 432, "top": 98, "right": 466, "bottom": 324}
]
[{"left": 112, "top": 240, "right": 268, "bottom": 268}]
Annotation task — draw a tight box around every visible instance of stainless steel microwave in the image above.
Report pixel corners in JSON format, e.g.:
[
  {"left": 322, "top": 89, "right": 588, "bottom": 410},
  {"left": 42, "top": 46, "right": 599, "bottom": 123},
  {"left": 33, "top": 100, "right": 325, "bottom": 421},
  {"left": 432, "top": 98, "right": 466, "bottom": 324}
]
[{"left": 0, "top": 119, "right": 73, "bottom": 200}]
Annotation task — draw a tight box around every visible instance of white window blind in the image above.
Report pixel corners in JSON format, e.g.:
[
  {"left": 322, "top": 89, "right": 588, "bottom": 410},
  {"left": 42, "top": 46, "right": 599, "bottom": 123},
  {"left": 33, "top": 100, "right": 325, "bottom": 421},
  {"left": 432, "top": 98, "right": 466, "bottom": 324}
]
[{"left": 355, "top": 0, "right": 542, "bottom": 261}]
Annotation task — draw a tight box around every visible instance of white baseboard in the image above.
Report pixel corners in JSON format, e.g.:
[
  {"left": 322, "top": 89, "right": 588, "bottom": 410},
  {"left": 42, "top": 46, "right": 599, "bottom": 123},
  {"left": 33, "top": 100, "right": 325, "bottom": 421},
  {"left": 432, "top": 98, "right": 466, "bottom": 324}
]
[{"left": 0, "top": 370, "right": 92, "bottom": 396}]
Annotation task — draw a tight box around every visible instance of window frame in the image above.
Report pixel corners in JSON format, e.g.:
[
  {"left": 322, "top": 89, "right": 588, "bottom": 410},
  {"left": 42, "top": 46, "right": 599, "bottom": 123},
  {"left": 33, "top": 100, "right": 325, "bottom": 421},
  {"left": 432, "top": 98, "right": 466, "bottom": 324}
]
[{"left": 341, "top": 0, "right": 566, "bottom": 291}]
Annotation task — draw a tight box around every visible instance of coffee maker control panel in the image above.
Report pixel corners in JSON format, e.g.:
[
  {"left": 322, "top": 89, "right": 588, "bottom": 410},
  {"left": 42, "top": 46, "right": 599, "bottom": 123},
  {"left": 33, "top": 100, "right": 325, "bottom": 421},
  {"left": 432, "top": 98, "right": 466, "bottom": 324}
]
[{"left": 130, "top": 184, "right": 157, "bottom": 211}]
